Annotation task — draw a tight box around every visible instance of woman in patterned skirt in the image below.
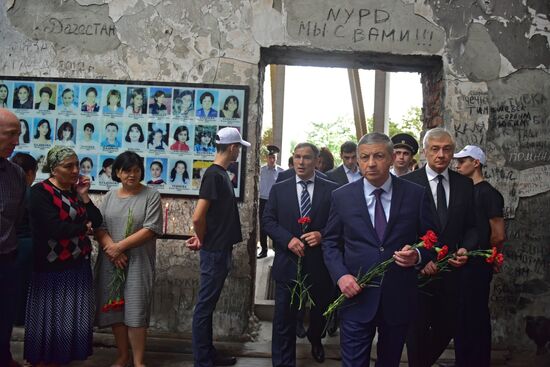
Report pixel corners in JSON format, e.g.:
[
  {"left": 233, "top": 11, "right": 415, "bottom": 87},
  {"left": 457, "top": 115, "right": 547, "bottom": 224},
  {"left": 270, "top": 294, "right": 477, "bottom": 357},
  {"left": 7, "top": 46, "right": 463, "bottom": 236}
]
[
  {"left": 95, "top": 151, "right": 162, "bottom": 367},
  {"left": 25, "top": 146, "right": 102, "bottom": 366}
]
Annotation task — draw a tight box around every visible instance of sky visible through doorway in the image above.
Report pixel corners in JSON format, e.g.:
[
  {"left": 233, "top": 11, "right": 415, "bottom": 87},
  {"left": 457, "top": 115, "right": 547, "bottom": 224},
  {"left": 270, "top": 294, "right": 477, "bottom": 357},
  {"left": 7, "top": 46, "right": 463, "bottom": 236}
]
[{"left": 262, "top": 65, "right": 423, "bottom": 166}]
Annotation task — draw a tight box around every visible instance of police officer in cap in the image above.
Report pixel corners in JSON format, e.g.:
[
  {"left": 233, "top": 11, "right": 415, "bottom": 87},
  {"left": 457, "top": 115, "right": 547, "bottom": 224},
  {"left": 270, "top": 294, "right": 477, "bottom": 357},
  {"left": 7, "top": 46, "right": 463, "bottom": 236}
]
[
  {"left": 258, "top": 144, "right": 283, "bottom": 258},
  {"left": 390, "top": 133, "right": 419, "bottom": 176}
]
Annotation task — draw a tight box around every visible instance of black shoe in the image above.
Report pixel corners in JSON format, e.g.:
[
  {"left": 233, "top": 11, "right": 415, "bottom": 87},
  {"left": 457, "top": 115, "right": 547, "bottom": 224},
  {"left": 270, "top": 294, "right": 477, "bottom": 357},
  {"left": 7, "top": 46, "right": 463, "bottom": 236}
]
[
  {"left": 296, "top": 322, "right": 307, "bottom": 338},
  {"left": 311, "top": 343, "right": 325, "bottom": 363},
  {"left": 213, "top": 355, "right": 237, "bottom": 366},
  {"left": 257, "top": 250, "right": 267, "bottom": 259}
]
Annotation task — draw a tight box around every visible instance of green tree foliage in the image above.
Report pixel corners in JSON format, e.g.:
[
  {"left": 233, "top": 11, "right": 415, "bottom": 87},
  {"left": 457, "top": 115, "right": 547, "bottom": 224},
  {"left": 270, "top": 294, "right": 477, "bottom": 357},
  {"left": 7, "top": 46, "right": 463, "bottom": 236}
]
[
  {"left": 305, "top": 107, "right": 423, "bottom": 166},
  {"left": 305, "top": 117, "right": 356, "bottom": 166}
]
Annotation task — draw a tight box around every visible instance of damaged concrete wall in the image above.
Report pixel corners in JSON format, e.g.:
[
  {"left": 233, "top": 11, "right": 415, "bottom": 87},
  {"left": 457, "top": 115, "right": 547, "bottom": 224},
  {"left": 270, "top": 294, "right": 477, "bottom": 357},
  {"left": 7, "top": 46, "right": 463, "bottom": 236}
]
[{"left": 1, "top": 0, "right": 549, "bottom": 351}]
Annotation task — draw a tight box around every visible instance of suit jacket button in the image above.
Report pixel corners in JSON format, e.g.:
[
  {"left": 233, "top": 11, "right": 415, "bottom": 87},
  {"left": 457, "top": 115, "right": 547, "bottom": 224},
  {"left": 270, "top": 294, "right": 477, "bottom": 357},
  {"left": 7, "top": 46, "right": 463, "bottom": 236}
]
[{"left": 380, "top": 246, "right": 384, "bottom": 252}]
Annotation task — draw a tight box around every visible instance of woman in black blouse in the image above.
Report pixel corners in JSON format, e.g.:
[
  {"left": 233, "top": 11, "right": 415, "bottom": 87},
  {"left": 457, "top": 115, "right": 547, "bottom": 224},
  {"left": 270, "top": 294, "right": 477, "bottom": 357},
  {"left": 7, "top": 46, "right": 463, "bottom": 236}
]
[{"left": 25, "top": 146, "right": 102, "bottom": 366}]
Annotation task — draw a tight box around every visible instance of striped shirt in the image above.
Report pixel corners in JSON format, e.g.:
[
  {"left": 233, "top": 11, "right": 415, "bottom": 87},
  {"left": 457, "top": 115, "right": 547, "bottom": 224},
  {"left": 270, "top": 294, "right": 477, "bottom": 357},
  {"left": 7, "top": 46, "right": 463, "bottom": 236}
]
[{"left": 0, "top": 158, "right": 26, "bottom": 254}]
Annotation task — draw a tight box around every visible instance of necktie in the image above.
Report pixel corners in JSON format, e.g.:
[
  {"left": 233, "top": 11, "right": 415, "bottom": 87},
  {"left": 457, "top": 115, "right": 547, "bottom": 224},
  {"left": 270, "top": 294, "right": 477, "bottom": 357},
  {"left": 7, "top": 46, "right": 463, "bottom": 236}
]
[
  {"left": 436, "top": 174, "right": 448, "bottom": 226},
  {"left": 299, "top": 180, "right": 312, "bottom": 218},
  {"left": 373, "top": 188, "right": 387, "bottom": 241}
]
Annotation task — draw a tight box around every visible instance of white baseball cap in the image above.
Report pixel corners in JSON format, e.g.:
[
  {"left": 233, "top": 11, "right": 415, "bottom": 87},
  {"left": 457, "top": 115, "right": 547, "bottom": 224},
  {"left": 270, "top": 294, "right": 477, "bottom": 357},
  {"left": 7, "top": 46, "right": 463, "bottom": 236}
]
[
  {"left": 453, "top": 145, "right": 486, "bottom": 165},
  {"left": 215, "top": 127, "right": 251, "bottom": 147}
]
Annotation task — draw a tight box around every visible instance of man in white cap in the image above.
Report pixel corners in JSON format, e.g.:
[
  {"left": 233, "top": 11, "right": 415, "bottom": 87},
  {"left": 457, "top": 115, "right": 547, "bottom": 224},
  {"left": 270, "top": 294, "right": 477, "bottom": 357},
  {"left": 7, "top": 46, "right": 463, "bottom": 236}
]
[
  {"left": 187, "top": 127, "right": 250, "bottom": 367},
  {"left": 454, "top": 145, "right": 505, "bottom": 366}
]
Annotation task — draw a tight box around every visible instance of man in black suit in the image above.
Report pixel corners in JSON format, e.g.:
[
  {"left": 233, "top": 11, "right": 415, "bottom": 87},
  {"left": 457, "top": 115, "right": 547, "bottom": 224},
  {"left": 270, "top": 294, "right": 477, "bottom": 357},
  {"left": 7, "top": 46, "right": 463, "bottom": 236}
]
[
  {"left": 403, "top": 127, "right": 477, "bottom": 367},
  {"left": 326, "top": 141, "right": 362, "bottom": 186},
  {"left": 263, "top": 142, "right": 338, "bottom": 366}
]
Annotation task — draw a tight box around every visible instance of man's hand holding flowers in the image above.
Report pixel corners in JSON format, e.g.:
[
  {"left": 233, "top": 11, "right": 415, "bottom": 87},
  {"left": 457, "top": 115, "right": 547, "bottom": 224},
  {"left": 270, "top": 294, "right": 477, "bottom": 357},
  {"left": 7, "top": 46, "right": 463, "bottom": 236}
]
[
  {"left": 288, "top": 237, "right": 305, "bottom": 257},
  {"left": 300, "top": 231, "right": 322, "bottom": 247},
  {"left": 393, "top": 244, "right": 419, "bottom": 267},
  {"left": 337, "top": 274, "right": 362, "bottom": 299},
  {"left": 448, "top": 247, "right": 468, "bottom": 267}
]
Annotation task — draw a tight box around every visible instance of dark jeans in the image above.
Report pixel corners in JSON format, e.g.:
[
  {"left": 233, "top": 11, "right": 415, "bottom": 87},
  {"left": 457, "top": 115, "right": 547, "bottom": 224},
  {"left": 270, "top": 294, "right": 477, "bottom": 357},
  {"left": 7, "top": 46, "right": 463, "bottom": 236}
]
[
  {"left": 259, "top": 199, "right": 268, "bottom": 252},
  {"left": 0, "top": 251, "right": 18, "bottom": 364},
  {"left": 192, "top": 248, "right": 232, "bottom": 367}
]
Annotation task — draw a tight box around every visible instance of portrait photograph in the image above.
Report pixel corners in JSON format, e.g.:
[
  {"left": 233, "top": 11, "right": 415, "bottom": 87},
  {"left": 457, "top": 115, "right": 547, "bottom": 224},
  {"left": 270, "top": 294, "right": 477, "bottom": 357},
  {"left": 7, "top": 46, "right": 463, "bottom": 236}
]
[
  {"left": 55, "top": 118, "right": 77, "bottom": 146},
  {"left": 34, "top": 83, "right": 57, "bottom": 111},
  {"left": 18, "top": 118, "right": 31, "bottom": 146},
  {"left": 218, "top": 90, "right": 244, "bottom": 120},
  {"left": 79, "top": 154, "right": 98, "bottom": 182},
  {"left": 57, "top": 84, "right": 80, "bottom": 114},
  {"left": 32, "top": 117, "right": 53, "bottom": 146},
  {"left": 100, "top": 120, "right": 123, "bottom": 150},
  {"left": 78, "top": 120, "right": 99, "bottom": 149},
  {"left": 147, "top": 122, "right": 169, "bottom": 151},
  {"left": 0, "top": 81, "right": 13, "bottom": 109},
  {"left": 80, "top": 84, "right": 102, "bottom": 113},
  {"left": 123, "top": 121, "right": 146, "bottom": 151},
  {"left": 98, "top": 155, "right": 117, "bottom": 185},
  {"left": 226, "top": 161, "right": 239, "bottom": 189},
  {"left": 148, "top": 87, "right": 172, "bottom": 116},
  {"left": 169, "top": 124, "right": 194, "bottom": 152},
  {"left": 168, "top": 158, "right": 192, "bottom": 188},
  {"left": 194, "top": 124, "right": 217, "bottom": 154},
  {"left": 102, "top": 87, "right": 126, "bottom": 115},
  {"left": 13, "top": 83, "right": 34, "bottom": 110},
  {"left": 195, "top": 89, "right": 219, "bottom": 118},
  {"left": 172, "top": 88, "right": 195, "bottom": 118},
  {"left": 126, "top": 87, "right": 148, "bottom": 115},
  {"left": 145, "top": 157, "right": 168, "bottom": 186}
]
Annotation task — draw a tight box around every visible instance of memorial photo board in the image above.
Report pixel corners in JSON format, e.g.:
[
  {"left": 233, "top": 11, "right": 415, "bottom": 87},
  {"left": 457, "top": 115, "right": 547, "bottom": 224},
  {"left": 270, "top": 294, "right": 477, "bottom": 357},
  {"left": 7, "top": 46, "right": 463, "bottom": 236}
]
[{"left": 2, "top": 76, "right": 249, "bottom": 198}]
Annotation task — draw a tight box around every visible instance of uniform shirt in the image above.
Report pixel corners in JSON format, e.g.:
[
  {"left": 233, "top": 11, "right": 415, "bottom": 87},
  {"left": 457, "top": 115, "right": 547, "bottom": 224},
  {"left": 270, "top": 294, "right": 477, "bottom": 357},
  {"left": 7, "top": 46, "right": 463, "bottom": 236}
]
[
  {"left": 425, "top": 165, "right": 450, "bottom": 208},
  {"left": 259, "top": 164, "right": 284, "bottom": 200},
  {"left": 0, "top": 158, "right": 26, "bottom": 254}
]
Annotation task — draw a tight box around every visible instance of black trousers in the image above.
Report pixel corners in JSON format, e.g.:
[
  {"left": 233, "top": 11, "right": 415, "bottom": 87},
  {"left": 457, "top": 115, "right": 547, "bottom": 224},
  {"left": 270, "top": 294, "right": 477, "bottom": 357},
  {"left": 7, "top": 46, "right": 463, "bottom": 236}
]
[
  {"left": 407, "top": 270, "right": 461, "bottom": 367},
  {"left": 455, "top": 262, "right": 493, "bottom": 367}
]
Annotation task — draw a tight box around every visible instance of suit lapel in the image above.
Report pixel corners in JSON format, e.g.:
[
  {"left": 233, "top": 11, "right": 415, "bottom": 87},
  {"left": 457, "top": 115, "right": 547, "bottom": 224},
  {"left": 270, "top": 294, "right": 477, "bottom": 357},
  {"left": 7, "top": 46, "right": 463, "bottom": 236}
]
[
  {"left": 287, "top": 178, "right": 301, "bottom": 222},
  {"left": 417, "top": 168, "right": 444, "bottom": 230},
  {"left": 445, "top": 170, "right": 460, "bottom": 230},
  {"left": 310, "top": 178, "right": 323, "bottom": 222},
  {"left": 339, "top": 166, "right": 349, "bottom": 184},
  {"left": 384, "top": 176, "right": 404, "bottom": 242}
]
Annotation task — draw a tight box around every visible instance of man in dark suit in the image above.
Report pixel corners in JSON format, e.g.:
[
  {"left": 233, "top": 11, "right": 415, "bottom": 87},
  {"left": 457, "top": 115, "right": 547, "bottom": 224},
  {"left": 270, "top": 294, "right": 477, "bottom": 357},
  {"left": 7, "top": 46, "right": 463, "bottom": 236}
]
[
  {"left": 326, "top": 141, "right": 362, "bottom": 186},
  {"left": 263, "top": 142, "right": 338, "bottom": 366},
  {"left": 402, "top": 127, "right": 477, "bottom": 367},
  {"left": 323, "top": 132, "right": 436, "bottom": 367}
]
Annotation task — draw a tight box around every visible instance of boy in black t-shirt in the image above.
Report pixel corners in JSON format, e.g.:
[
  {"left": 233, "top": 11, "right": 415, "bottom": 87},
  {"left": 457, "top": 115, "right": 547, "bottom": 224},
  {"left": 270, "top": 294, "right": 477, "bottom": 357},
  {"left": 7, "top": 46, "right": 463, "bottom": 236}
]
[
  {"left": 454, "top": 145, "right": 506, "bottom": 367},
  {"left": 186, "top": 127, "right": 250, "bottom": 367}
]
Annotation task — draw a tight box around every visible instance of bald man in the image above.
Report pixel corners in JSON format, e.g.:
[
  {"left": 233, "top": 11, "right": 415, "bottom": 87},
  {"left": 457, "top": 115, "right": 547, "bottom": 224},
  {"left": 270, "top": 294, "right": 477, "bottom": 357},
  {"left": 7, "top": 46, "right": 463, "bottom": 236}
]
[{"left": 0, "top": 109, "right": 26, "bottom": 367}]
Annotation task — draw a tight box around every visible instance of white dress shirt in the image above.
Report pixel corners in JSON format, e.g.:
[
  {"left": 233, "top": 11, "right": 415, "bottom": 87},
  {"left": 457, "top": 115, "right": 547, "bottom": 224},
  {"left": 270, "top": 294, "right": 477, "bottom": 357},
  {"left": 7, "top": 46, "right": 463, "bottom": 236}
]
[
  {"left": 345, "top": 165, "right": 362, "bottom": 183},
  {"left": 425, "top": 165, "right": 450, "bottom": 208},
  {"left": 296, "top": 174, "right": 315, "bottom": 207},
  {"left": 363, "top": 176, "right": 392, "bottom": 224}
]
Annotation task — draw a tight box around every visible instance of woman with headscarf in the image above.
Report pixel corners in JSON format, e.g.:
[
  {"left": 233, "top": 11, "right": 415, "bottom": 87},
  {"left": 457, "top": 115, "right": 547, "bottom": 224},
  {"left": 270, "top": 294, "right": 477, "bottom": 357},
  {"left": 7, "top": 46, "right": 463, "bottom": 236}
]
[{"left": 24, "top": 146, "right": 102, "bottom": 366}]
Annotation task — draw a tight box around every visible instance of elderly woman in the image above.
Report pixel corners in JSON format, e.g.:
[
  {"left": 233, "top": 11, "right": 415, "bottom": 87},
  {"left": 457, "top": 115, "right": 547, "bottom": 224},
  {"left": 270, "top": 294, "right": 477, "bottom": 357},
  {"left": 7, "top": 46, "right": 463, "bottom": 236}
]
[
  {"left": 25, "top": 146, "right": 102, "bottom": 366},
  {"left": 94, "top": 151, "right": 162, "bottom": 367}
]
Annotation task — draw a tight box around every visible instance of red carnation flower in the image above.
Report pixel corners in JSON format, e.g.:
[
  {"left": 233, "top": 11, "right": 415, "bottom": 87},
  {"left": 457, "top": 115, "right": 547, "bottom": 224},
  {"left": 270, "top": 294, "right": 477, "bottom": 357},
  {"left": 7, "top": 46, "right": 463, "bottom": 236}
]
[
  {"left": 437, "top": 245, "right": 449, "bottom": 261},
  {"left": 297, "top": 217, "right": 311, "bottom": 225},
  {"left": 420, "top": 230, "right": 438, "bottom": 250},
  {"left": 496, "top": 253, "right": 504, "bottom": 266}
]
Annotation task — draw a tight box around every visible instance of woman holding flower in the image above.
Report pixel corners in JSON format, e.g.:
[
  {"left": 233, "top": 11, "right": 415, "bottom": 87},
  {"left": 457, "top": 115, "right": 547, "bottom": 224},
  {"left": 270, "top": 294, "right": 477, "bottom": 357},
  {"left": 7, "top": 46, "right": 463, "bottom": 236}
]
[
  {"left": 25, "top": 146, "right": 102, "bottom": 366},
  {"left": 94, "top": 151, "right": 163, "bottom": 367}
]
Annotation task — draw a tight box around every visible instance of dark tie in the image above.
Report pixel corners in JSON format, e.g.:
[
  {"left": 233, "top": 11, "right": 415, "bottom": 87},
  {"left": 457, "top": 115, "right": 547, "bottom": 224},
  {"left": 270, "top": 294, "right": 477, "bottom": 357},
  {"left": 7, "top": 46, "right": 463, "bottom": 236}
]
[
  {"left": 299, "top": 180, "right": 312, "bottom": 218},
  {"left": 373, "top": 188, "right": 387, "bottom": 241},
  {"left": 436, "top": 174, "right": 448, "bottom": 226}
]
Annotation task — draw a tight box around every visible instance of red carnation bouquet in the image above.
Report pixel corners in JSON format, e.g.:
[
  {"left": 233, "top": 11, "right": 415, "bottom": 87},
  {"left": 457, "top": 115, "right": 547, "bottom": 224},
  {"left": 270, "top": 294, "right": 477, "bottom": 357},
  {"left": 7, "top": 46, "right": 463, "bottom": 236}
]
[
  {"left": 101, "top": 208, "right": 133, "bottom": 313},
  {"left": 324, "top": 230, "right": 438, "bottom": 318},
  {"left": 289, "top": 216, "right": 314, "bottom": 310},
  {"left": 418, "top": 245, "right": 505, "bottom": 287}
]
